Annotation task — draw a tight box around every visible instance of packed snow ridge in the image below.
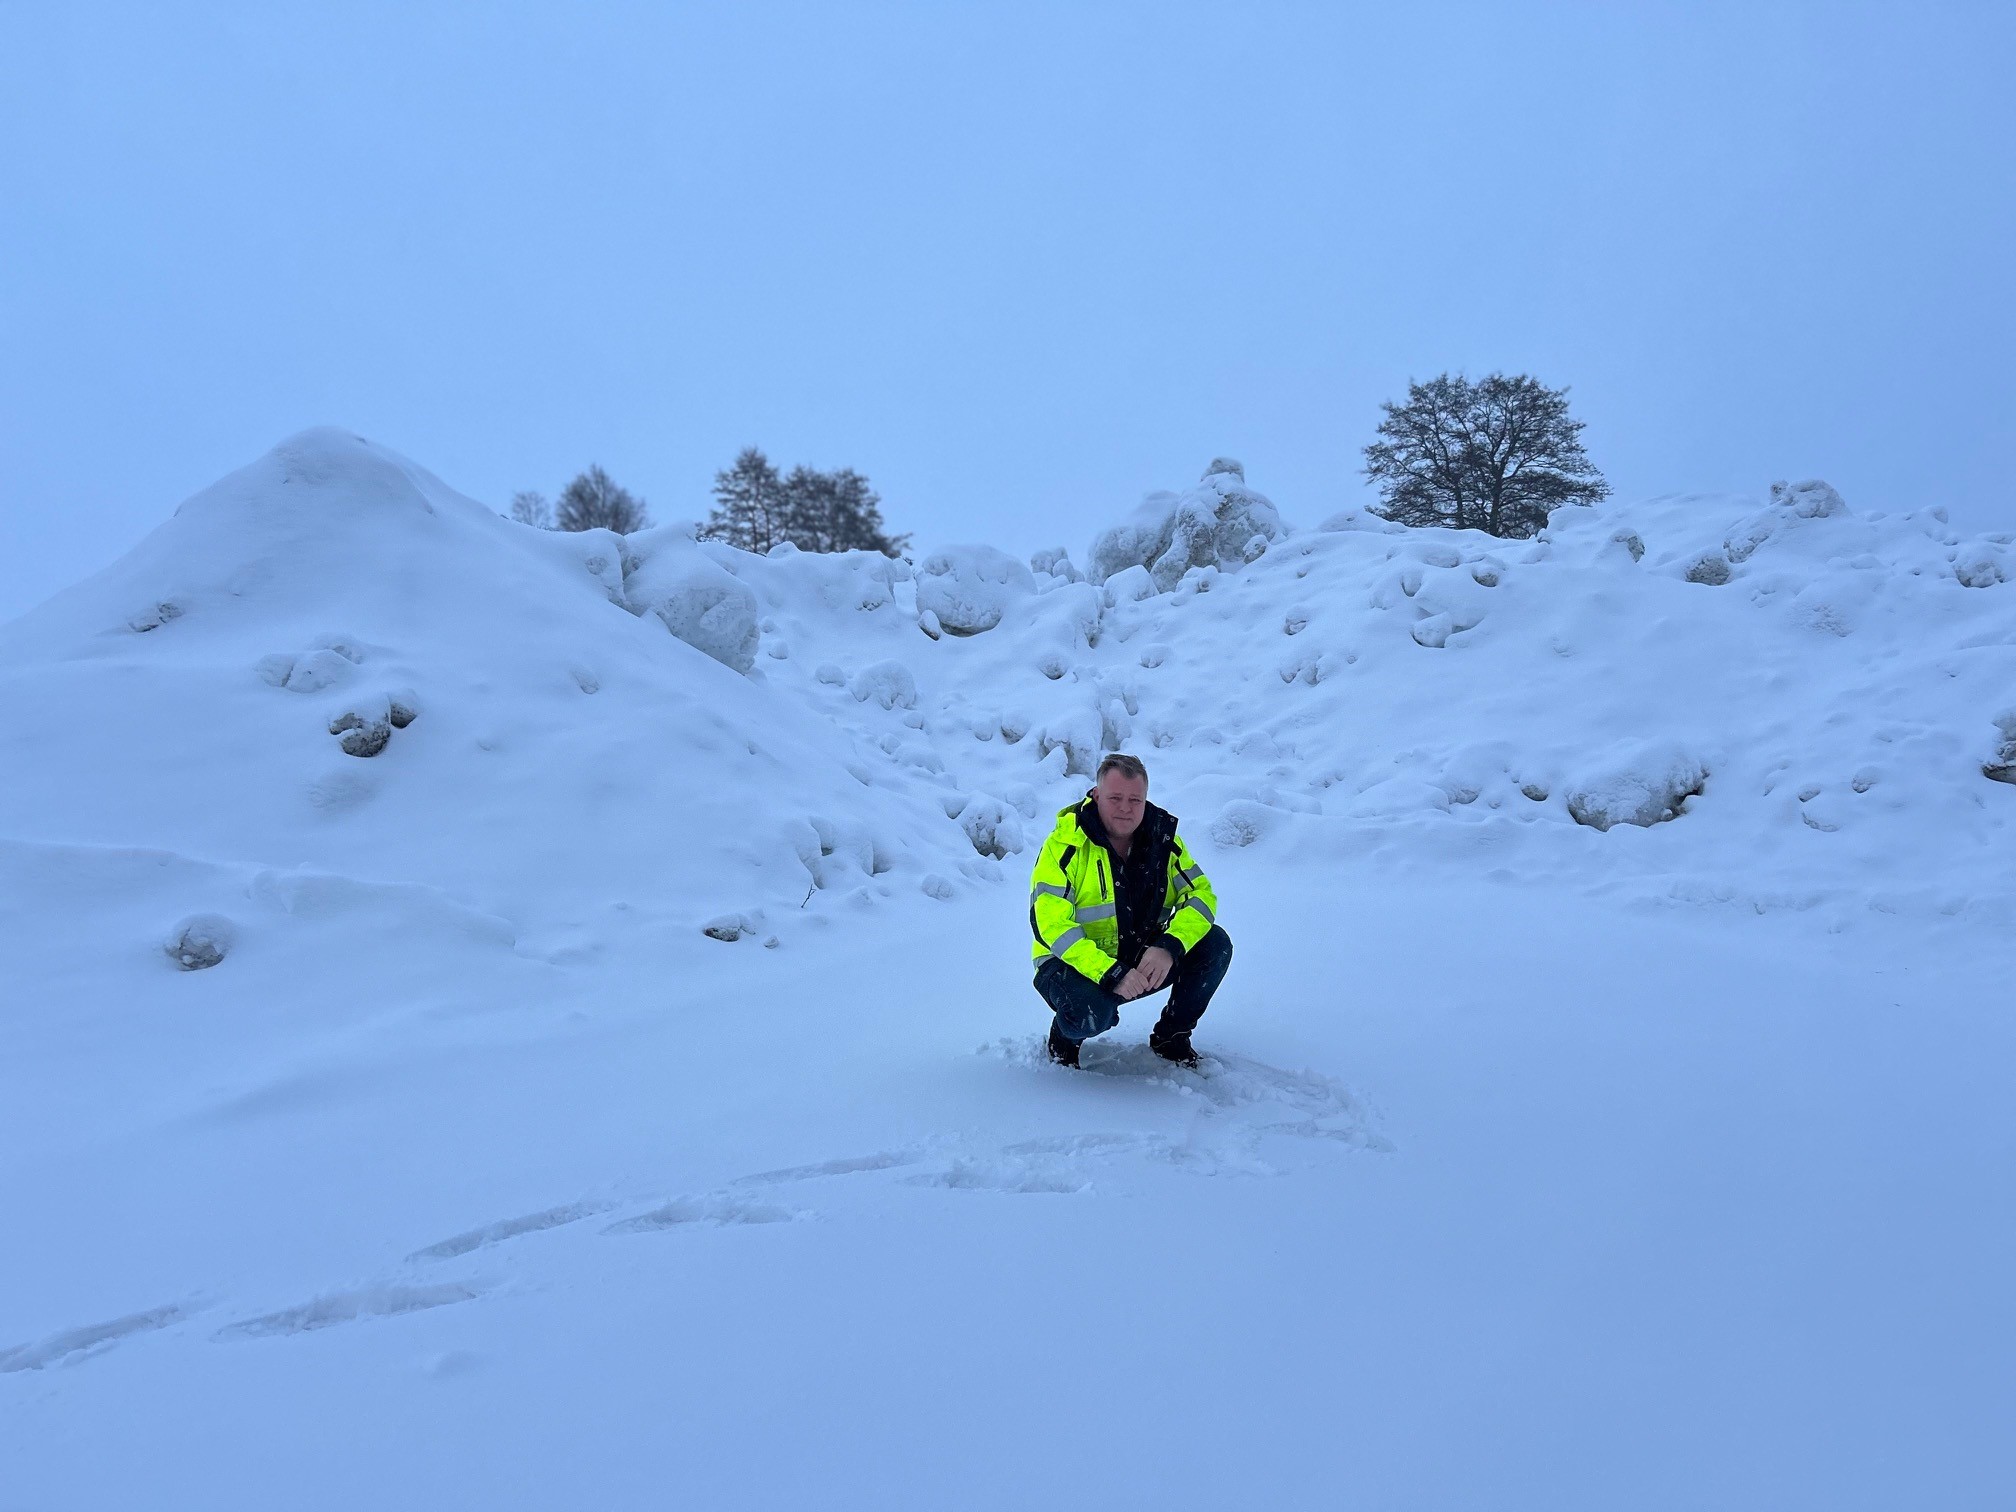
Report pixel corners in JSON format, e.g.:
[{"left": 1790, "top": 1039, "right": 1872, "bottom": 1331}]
[{"left": 1, "top": 426, "right": 2013, "bottom": 979}]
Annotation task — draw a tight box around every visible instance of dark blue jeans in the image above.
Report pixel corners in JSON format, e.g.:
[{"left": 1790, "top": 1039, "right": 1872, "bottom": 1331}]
[{"left": 1034, "top": 925, "right": 1234, "bottom": 1044}]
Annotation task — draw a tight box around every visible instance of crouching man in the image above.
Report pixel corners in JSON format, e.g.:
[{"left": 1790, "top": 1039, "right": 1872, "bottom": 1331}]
[{"left": 1028, "top": 753, "right": 1233, "bottom": 1068}]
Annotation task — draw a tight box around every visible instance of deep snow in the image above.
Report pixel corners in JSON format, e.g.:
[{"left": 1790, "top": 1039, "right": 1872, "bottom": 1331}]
[{"left": 2, "top": 430, "right": 2013, "bottom": 1509}]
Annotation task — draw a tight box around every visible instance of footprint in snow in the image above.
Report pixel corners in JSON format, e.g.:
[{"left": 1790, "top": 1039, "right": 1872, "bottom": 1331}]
[
  {"left": 1, "top": 1302, "right": 195, "bottom": 1373},
  {"left": 213, "top": 1283, "right": 482, "bottom": 1342},
  {"left": 907, "top": 1157, "right": 1091, "bottom": 1195},
  {"left": 407, "top": 1200, "right": 614, "bottom": 1262},
  {"left": 603, "top": 1194, "right": 802, "bottom": 1234},
  {"left": 730, "top": 1150, "right": 923, "bottom": 1187},
  {"left": 976, "top": 1035, "right": 1392, "bottom": 1155}
]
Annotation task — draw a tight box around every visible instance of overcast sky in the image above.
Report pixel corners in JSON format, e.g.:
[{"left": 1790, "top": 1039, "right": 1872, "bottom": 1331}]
[{"left": 3, "top": 1, "right": 2011, "bottom": 619}]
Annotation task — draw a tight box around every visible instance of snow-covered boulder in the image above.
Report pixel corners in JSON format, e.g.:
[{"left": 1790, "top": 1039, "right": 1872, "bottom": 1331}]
[
  {"left": 1035, "top": 708, "right": 1103, "bottom": 777},
  {"left": 849, "top": 660, "right": 918, "bottom": 710},
  {"left": 1031, "top": 581, "right": 1105, "bottom": 651},
  {"left": 914, "top": 545, "right": 1036, "bottom": 635},
  {"left": 1953, "top": 544, "right": 2008, "bottom": 589},
  {"left": 919, "top": 548, "right": 1040, "bottom": 637},
  {"left": 1986, "top": 714, "right": 2016, "bottom": 785},
  {"left": 1208, "top": 799, "right": 1281, "bottom": 849},
  {"left": 953, "top": 794, "right": 1026, "bottom": 859},
  {"left": 1087, "top": 461, "right": 1287, "bottom": 592},
  {"left": 164, "top": 913, "right": 235, "bottom": 971},
  {"left": 1770, "top": 479, "right": 1849, "bottom": 519},
  {"left": 1564, "top": 741, "right": 1708, "bottom": 831},
  {"left": 1102, "top": 564, "right": 1156, "bottom": 607},
  {"left": 1684, "top": 553, "right": 1733, "bottom": 585},
  {"left": 1722, "top": 479, "right": 1849, "bottom": 566},
  {"left": 620, "top": 525, "right": 761, "bottom": 674},
  {"left": 1029, "top": 547, "right": 1083, "bottom": 584}
]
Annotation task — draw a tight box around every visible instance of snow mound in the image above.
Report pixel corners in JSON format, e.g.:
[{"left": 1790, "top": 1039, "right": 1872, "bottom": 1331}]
[
  {"left": 914, "top": 545, "right": 1035, "bottom": 635},
  {"left": 618, "top": 525, "right": 762, "bottom": 673},
  {"left": 850, "top": 659, "right": 919, "bottom": 710},
  {"left": 0, "top": 429, "right": 972, "bottom": 949},
  {"left": 1087, "top": 461, "right": 1287, "bottom": 591}
]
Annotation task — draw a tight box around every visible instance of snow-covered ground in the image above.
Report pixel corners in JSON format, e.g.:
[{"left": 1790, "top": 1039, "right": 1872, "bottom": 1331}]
[{"left": 3, "top": 430, "right": 2013, "bottom": 1508}]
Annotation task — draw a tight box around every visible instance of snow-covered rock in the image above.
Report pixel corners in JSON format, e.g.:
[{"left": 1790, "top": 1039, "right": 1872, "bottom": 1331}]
[
  {"left": 914, "top": 545, "right": 1035, "bottom": 635},
  {"left": 1685, "top": 553, "right": 1734, "bottom": 585},
  {"left": 1087, "top": 460, "right": 1287, "bottom": 592},
  {"left": 1953, "top": 544, "right": 2008, "bottom": 589},
  {"left": 953, "top": 794, "right": 1026, "bottom": 859},
  {"left": 1986, "top": 713, "right": 2016, "bottom": 784},
  {"left": 1564, "top": 741, "right": 1708, "bottom": 831},
  {"left": 849, "top": 659, "right": 919, "bottom": 710},
  {"left": 164, "top": 913, "right": 235, "bottom": 971},
  {"left": 1029, "top": 546, "right": 1082, "bottom": 584},
  {"left": 619, "top": 525, "right": 762, "bottom": 673},
  {"left": 1770, "top": 478, "right": 1850, "bottom": 519}
]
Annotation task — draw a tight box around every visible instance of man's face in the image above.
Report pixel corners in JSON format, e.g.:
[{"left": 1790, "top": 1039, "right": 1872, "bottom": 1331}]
[{"left": 1093, "top": 769, "right": 1148, "bottom": 842}]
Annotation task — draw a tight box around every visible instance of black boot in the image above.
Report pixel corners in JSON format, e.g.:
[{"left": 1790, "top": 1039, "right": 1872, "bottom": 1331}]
[
  {"left": 1047, "top": 1018, "right": 1081, "bottom": 1068},
  {"left": 1149, "top": 1028, "right": 1200, "bottom": 1068}
]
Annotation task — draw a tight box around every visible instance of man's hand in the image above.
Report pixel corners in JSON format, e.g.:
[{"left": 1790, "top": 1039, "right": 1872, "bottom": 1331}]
[
  {"left": 1116, "top": 947, "right": 1175, "bottom": 1001},
  {"left": 1137, "top": 946, "right": 1174, "bottom": 991}
]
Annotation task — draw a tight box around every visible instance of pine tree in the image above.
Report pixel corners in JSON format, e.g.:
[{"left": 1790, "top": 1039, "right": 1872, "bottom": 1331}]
[
  {"left": 1364, "top": 373, "right": 1608, "bottom": 538},
  {"left": 703, "top": 447, "right": 789, "bottom": 553},
  {"left": 705, "top": 450, "right": 908, "bottom": 555},
  {"left": 554, "top": 465, "right": 650, "bottom": 533},
  {"left": 779, "top": 465, "right": 908, "bottom": 555}
]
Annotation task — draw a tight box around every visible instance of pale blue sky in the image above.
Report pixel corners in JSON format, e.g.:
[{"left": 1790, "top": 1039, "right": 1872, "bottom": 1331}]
[{"left": 2, "top": 1, "right": 2011, "bottom": 618}]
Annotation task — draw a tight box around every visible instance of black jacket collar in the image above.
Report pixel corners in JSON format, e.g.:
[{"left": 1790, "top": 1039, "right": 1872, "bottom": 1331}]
[{"left": 1076, "top": 795, "right": 1175, "bottom": 858}]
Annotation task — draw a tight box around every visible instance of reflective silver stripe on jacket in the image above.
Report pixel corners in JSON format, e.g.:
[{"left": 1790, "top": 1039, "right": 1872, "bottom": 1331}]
[
  {"left": 1048, "top": 925, "right": 1086, "bottom": 957},
  {"left": 1073, "top": 901, "right": 1115, "bottom": 922},
  {"left": 1176, "top": 864, "right": 1206, "bottom": 887},
  {"left": 1176, "top": 896, "right": 1215, "bottom": 925},
  {"left": 1031, "top": 881, "right": 1072, "bottom": 903}
]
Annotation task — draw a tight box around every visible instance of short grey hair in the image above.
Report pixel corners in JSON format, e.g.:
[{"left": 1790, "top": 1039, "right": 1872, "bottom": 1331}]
[{"left": 1095, "top": 753, "right": 1148, "bottom": 786}]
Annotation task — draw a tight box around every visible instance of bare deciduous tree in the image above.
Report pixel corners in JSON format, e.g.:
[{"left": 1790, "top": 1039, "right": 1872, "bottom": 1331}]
[
  {"left": 509, "top": 489, "right": 552, "bottom": 529},
  {"left": 1364, "top": 373, "right": 1608, "bottom": 538},
  {"left": 554, "top": 465, "right": 650, "bottom": 534}
]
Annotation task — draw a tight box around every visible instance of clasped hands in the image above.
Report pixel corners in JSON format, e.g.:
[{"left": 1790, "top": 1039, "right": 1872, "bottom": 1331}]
[{"left": 1115, "top": 945, "right": 1174, "bottom": 1002}]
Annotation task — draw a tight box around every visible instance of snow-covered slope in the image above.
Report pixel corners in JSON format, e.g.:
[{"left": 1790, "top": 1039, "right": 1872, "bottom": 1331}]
[
  {"left": 733, "top": 461, "right": 2016, "bottom": 925},
  {"left": 4, "top": 434, "right": 2013, "bottom": 1509},
  {"left": 0, "top": 430, "right": 956, "bottom": 938}
]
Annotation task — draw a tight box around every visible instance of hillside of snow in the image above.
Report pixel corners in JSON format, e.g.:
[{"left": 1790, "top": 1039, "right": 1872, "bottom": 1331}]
[{"left": 4, "top": 430, "right": 2013, "bottom": 1509}]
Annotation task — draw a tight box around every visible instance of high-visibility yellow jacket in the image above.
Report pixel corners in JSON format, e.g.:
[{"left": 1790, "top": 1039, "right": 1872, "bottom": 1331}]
[{"left": 1028, "top": 797, "right": 1219, "bottom": 988}]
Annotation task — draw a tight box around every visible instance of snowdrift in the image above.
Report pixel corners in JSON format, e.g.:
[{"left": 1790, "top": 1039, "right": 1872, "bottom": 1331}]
[{"left": 0, "top": 430, "right": 964, "bottom": 969}]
